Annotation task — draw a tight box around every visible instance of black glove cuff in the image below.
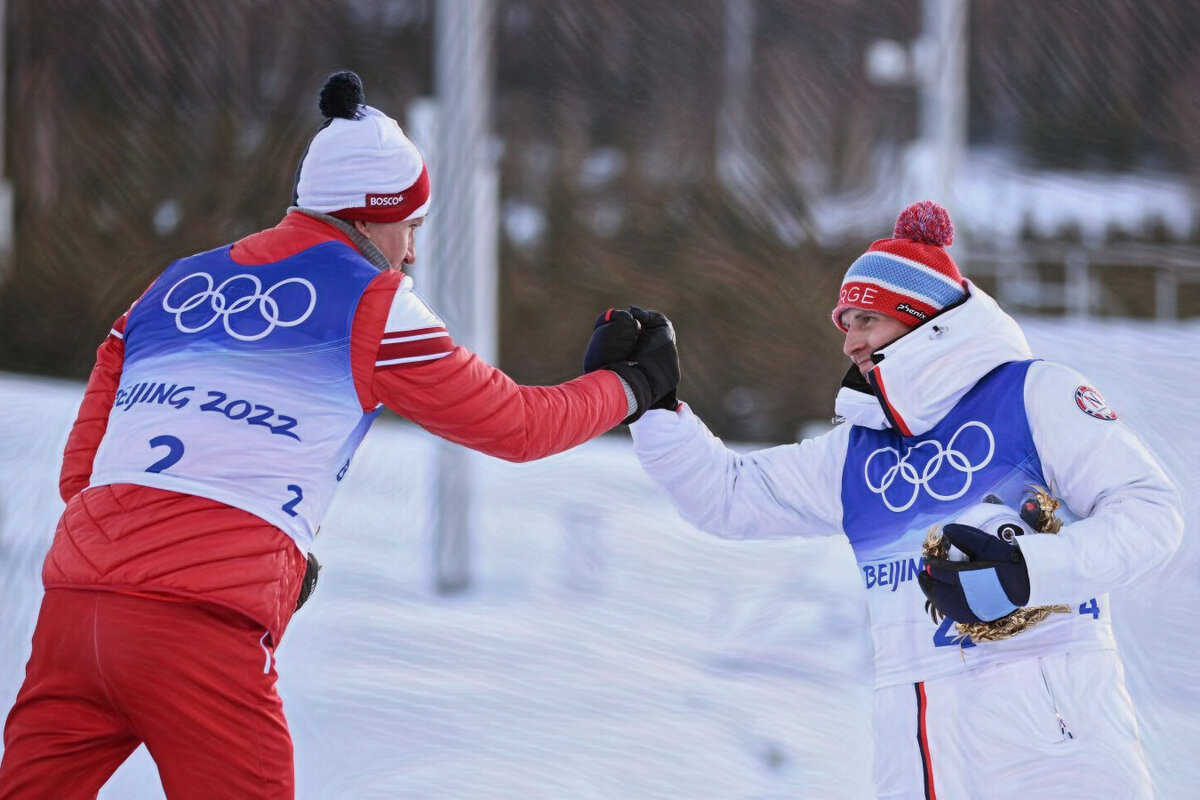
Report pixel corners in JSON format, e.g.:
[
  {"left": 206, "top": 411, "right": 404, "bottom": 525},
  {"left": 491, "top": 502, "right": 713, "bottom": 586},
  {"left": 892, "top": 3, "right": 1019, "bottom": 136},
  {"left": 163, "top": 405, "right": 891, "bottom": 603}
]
[
  {"left": 604, "top": 362, "right": 651, "bottom": 424},
  {"left": 651, "top": 389, "right": 680, "bottom": 412}
]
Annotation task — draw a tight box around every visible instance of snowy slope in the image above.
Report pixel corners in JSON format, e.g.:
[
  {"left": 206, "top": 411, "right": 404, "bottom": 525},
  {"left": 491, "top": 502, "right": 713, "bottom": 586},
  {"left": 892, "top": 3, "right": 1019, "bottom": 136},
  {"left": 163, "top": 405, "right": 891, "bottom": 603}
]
[{"left": 0, "top": 315, "right": 1196, "bottom": 799}]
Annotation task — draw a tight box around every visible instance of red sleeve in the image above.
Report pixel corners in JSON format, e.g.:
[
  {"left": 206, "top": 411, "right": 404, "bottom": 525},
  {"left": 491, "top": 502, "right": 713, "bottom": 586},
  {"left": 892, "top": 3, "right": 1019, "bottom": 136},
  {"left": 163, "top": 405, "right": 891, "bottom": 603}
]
[
  {"left": 350, "top": 271, "right": 627, "bottom": 462},
  {"left": 60, "top": 316, "right": 126, "bottom": 501}
]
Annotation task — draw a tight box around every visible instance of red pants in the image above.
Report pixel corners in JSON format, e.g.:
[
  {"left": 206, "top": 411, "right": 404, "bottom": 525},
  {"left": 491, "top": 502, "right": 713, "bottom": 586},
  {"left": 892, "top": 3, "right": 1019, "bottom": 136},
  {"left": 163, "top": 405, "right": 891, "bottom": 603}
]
[{"left": 0, "top": 589, "right": 294, "bottom": 799}]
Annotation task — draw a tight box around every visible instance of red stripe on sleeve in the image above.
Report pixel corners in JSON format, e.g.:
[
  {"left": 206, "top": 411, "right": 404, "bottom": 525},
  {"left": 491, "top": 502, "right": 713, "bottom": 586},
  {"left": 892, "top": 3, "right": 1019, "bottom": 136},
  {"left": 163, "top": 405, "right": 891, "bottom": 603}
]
[
  {"left": 382, "top": 326, "right": 446, "bottom": 341},
  {"left": 376, "top": 335, "right": 454, "bottom": 366}
]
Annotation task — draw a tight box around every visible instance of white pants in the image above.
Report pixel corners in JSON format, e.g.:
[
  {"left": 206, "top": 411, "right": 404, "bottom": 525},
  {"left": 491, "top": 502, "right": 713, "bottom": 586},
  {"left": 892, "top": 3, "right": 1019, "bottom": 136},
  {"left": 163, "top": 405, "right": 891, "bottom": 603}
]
[{"left": 873, "top": 650, "right": 1151, "bottom": 800}]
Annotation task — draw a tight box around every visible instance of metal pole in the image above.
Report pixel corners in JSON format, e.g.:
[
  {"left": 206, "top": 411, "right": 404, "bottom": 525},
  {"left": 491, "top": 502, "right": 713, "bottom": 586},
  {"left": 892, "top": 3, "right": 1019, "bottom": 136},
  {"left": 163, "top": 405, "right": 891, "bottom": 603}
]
[
  {"left": 716, "top": 0, "right": 756, "bottom": 192},
  {"left": 426, "top": 0, "right": 497, "bottom": 594},
  {"left": 910, "top": 0, "right": 968, "bottom": 207},
  {"left": 1065, "top": 249, "right": 1090, "bottom": 318},
  {"left": 0, "top": 0, "right": 13, "bottom": 282},
  {"left": 1155, "top": 269, "right": 1178, "bottom": 321}
]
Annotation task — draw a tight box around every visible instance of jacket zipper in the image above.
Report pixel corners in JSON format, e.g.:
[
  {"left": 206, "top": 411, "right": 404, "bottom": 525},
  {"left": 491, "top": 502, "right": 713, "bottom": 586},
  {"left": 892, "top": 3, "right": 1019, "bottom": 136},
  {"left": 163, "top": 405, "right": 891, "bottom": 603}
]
[{"left": 1038, "top": 658, "right": 1074, "bottom": 741}]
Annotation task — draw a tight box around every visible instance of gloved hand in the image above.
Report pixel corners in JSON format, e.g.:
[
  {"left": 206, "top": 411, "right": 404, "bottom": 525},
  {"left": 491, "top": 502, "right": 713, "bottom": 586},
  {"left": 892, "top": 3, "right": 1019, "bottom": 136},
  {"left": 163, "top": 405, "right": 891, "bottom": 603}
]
[
  {"left": 629, "top": 307, "right": 681, "bottom": 412},
  {"left": 583, "top": 308, "right": 642, "bottom": 373},
  {"left": 583, "top": 306, "right": 680, "bottom": 423},
  {"left": 295, "top": 551, "right": 321, "bottom": 611},
  {"left": 918, "top": 523, "right": 1031, "bottom": 624}
]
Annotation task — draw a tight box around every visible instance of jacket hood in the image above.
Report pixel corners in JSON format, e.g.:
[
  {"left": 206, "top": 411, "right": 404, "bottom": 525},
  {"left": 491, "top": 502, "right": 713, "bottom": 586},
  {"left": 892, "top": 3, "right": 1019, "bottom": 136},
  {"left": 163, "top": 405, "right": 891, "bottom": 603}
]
[{"left": 834, "top": 281, "right": 1033, "bottom": 436}]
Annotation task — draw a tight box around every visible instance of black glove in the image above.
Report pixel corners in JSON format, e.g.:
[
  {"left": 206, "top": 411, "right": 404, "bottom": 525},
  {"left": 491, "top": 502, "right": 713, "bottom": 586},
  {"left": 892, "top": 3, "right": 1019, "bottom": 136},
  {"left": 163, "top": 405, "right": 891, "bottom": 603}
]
[
  {"left": 583, "top": 308, "right": 642, "bottom": 373},
  {"left": 629, "top": 307, "right": 681, "bottom": 412},
  {"left": 583, "top": 306, "right": 680, "bottom": 423},
  {"left": 918, "top": 524, "right": 1031, "bottom": 624},
  {"left": 295, "top": 551, "right": 321, "bottom": 611}
]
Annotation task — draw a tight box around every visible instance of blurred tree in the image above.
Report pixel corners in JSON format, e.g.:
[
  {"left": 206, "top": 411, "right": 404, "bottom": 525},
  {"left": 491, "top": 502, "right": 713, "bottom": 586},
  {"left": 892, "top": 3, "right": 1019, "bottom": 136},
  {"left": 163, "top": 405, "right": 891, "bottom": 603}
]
[
  {"left": 2, "top": 0, "right": 1197, "bottom": 442},
  {"left": 1, "top": 0, "right": 429, "bottom": 375},
  {"left": 970, "top": 0, "right": 1200, "bottom": 172}
]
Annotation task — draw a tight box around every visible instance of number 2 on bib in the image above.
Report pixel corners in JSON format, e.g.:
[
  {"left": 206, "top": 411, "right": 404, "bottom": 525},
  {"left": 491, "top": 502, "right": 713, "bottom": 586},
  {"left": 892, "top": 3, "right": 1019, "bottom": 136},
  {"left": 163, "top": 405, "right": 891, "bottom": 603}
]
[
  {"left": 282, "top": 485, "right": 304, "bottom": 517},
  {"left": 146, "top": 435, "right": 185, "bottom": 473}
]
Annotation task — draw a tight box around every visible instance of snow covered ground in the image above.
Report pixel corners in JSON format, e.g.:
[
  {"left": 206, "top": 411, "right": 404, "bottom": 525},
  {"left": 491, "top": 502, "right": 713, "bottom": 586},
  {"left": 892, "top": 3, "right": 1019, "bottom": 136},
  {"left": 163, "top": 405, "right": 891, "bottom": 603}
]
[{"left": 1, "top": 315, "right": 1197, "bottom": 799}]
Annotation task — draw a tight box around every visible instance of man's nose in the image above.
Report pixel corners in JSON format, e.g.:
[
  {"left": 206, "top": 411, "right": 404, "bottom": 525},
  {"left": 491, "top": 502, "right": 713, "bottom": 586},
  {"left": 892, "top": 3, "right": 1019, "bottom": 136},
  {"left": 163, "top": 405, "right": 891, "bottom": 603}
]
[{"left": 843, "top": 331, "right": 861, "bottom": 358}]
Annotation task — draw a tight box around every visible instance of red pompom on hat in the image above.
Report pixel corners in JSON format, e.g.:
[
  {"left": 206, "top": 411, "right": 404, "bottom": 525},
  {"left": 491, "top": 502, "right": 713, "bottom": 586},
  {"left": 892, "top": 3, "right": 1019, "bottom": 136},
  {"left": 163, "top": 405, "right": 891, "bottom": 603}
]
[
  {"left": 292, "top": 71, "right": 431, "bottom": 224},
  {"left": 831, "top": 200, "right": 966, "bottom": 332}
]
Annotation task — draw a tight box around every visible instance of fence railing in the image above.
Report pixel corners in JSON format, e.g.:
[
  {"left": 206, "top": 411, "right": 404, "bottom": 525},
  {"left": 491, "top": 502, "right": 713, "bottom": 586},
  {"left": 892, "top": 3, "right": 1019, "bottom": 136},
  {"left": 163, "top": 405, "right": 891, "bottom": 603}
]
[{"left": 968, "top": 242, "right": 1200, "bottom": 320}]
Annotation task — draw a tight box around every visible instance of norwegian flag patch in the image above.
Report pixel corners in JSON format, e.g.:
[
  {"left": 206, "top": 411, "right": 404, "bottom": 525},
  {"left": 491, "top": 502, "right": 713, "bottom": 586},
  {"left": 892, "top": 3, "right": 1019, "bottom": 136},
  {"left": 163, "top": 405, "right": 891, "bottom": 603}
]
[{"left": 1074, "top": 385, "right": 1117, "bottom": 421}]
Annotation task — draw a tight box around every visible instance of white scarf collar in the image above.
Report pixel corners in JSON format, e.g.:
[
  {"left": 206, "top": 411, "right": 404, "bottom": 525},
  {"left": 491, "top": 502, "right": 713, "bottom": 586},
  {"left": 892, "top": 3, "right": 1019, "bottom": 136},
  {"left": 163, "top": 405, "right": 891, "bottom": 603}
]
[{"left": 834, "top": 281, "right": 1033, "bottom": 436}]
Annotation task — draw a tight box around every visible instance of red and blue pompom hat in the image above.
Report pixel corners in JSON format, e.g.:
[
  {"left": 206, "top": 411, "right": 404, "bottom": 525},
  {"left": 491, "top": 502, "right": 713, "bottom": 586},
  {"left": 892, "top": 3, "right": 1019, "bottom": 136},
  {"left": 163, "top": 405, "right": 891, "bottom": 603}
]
[{"left": 832, "top": 201, "right": 966, "bottom": 332}]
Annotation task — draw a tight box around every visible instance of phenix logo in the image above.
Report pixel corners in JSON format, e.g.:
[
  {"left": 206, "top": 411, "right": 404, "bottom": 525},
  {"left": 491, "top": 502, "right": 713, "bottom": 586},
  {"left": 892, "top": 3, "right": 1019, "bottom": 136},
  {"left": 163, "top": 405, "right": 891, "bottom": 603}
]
[
  {"left": 862, "top": 555, "right": 924, "bottom": 592},
  {"left": 895, "top": 302, "right": 928, "bottom": 320}
]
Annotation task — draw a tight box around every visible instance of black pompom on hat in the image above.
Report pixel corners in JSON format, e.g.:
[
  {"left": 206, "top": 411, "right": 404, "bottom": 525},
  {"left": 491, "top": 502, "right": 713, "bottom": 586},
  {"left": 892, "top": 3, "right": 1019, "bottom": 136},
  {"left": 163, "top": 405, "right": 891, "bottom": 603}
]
[{"left": 318, "top": 71, "right": 365, "bottom": 120}]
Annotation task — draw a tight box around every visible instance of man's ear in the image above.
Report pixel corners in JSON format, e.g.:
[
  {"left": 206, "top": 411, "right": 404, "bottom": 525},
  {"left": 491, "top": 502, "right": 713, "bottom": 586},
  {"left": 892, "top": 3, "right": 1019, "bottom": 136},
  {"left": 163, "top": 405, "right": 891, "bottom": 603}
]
[{"left": 353, "top": 219, "right": 371, "bottom": 238}]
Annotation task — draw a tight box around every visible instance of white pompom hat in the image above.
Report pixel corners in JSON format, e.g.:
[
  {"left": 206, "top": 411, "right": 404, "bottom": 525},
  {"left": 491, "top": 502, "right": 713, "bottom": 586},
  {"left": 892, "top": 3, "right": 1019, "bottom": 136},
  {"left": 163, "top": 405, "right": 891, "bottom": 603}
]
[{"left": 293, "top": 71, "right": 430, "bottom": 223}]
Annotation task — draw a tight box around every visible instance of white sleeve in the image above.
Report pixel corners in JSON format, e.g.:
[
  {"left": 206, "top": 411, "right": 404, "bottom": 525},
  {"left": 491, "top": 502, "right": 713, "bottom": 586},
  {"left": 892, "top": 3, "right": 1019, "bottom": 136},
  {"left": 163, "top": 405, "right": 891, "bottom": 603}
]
[
  {"left": 375, "top": 275, "right": 455, "bottom": 368},
  {"left": 1019, "top": 361, "right": 1183, "bottom": 606},
  {"left": 629, "top": 403, "right": 848, "bottom": 541},
  {"left": 384, "top": 275, "right": 446, "bottom": 332}
]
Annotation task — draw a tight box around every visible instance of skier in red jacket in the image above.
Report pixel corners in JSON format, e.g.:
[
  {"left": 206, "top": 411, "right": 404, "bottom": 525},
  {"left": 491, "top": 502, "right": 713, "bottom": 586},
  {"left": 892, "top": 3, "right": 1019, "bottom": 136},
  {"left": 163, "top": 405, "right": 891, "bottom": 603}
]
[{"left": 0, "top": 71, "right": 677, "bottom": 799}]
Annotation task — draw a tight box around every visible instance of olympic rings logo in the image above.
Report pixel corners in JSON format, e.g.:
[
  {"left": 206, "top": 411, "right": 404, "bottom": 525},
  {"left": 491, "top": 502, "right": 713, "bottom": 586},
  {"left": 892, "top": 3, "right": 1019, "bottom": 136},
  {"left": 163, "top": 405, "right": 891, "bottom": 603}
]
[
  {"left": 863, "top": 421, "right": 995, "bottom": 513},
  {"left": 161, "top": 272, "right": 317, "bottom": 342}
]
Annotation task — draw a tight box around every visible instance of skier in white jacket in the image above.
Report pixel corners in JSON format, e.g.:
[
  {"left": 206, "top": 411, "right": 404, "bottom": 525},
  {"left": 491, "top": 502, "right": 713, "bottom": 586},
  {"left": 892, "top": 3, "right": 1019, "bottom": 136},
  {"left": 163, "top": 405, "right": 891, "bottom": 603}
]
[{"left": 627, "top": 201, "right": 1182, "bottom": 799}]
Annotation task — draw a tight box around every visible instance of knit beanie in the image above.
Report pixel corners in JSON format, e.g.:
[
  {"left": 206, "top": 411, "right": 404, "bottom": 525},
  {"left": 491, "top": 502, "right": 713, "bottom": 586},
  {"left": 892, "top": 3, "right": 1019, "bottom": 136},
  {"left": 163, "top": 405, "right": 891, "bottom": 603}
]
[
  {"left": 293, "top": 71, "right": 430, "bottom": 223},
  {"left": 831, "top": 201, "right": 965, "bottom": 332}
]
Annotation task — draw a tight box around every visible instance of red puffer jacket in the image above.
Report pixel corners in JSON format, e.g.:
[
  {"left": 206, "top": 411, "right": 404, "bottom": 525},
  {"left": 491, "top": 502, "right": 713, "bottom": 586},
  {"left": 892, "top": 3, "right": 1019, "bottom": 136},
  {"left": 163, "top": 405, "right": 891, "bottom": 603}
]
[{"left": 43, "top": 212, "right": 626, "bottom": 643}]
